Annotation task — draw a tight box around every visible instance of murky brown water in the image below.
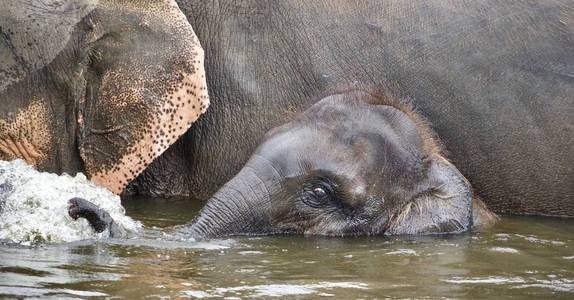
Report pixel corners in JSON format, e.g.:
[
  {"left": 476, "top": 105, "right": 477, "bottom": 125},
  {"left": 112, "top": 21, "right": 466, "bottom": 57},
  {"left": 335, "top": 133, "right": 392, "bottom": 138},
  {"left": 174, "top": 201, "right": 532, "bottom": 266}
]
[{"left": 1, "top": 197, "right": 573, "bottom": 299}]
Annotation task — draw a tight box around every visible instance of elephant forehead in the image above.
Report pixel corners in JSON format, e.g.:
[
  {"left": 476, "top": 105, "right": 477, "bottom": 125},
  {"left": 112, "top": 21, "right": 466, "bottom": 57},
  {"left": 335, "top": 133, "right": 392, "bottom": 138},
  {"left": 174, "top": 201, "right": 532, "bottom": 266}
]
[{"left": 257, "top": 128, "right": 372, "bottom": 179}]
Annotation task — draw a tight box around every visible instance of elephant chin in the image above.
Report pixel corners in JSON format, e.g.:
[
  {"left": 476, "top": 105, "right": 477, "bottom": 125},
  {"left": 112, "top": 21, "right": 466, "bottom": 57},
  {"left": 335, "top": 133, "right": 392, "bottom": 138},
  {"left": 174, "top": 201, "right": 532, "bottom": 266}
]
[{"left": 384, "top": 156, "right": 477, "bottom": 235}]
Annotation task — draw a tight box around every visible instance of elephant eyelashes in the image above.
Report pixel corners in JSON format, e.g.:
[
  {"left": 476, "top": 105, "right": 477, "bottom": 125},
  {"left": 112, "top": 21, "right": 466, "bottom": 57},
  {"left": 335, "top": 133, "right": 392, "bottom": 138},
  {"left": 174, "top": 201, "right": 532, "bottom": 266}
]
[
  {"left": 301, "top": 177, "right": 342, "bottom": 208},
  {"left": 302, "top": 186, "right": 330, "bottom": 208}
]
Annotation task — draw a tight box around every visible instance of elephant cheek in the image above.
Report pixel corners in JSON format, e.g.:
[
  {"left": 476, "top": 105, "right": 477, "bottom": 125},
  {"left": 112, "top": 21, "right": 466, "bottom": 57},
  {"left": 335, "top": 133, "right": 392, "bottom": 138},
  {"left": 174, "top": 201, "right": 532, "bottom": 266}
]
[
  {"left": 79, "top": 5, "right": 209, "bottom": 194},
  {"left": 0, "top": 99, "right": 53, "bottom": 168},
  {"left": 82, "top": 69, "right": 208, "bottom": 194}
]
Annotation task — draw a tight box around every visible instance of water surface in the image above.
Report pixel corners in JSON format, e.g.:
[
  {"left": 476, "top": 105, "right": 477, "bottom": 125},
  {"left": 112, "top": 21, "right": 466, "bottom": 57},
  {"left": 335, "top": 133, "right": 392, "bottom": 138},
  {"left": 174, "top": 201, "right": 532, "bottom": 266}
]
[{"left": 1, "top": 197, "right": 573, "bottom": 299}]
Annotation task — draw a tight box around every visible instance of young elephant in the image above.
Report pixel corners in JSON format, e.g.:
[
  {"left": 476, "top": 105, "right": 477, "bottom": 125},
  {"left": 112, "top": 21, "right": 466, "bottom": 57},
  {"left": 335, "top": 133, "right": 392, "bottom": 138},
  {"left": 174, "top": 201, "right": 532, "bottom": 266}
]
[{"left": 72, "top": 91, "right": 496, "bottom": 238}]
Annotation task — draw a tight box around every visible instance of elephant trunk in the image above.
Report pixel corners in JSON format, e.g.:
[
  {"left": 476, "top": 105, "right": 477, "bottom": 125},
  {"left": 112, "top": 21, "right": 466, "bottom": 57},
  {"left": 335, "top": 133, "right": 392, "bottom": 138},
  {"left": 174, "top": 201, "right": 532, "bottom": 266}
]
[{"left": 179, "top": 162, "right": 275, "bottom": 239}]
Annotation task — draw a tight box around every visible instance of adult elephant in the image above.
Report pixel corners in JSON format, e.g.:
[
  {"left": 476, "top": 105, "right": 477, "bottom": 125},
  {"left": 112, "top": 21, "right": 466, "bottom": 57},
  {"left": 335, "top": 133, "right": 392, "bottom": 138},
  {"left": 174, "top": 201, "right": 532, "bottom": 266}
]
[
  {"left": 120, "top": 0, "right": 572, "bottom": 236},
  {"left": 0, "top": 0, "right": 209, "bottom": 194},
  {"left": 4, "top": 0, "right": 573, "bottom": 237}
]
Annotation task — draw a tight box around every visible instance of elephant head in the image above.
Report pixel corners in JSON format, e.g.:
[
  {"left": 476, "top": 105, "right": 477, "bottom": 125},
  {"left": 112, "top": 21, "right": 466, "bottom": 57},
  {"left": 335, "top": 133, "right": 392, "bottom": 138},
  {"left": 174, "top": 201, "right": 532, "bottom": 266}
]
[
  {"left": 180, "top": 91, "right": 495, "bottom": 238},
  {"left": 0, "top": 0, "right": 209, "bottom": 194},
  {"left": 69, "top": 90, "right": 496, "bottom": 238}
]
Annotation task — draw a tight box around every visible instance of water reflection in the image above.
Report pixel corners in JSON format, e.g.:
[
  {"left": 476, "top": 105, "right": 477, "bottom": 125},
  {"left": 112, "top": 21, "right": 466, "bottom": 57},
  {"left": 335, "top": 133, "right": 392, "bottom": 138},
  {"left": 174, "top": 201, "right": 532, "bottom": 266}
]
[{"left": 0, "top": 198, "right": 573, "bottom": 298}]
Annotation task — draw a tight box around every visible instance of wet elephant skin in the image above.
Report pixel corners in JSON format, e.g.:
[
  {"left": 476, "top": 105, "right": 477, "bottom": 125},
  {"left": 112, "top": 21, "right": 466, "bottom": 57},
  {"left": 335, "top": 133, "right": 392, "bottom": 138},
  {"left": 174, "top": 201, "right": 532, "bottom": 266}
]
[
  {"left": 131, "top": 0, "right": 573, "bottom": 216},
  {"left": 0, "top": 0, "right": 209, "bottom": 194}
]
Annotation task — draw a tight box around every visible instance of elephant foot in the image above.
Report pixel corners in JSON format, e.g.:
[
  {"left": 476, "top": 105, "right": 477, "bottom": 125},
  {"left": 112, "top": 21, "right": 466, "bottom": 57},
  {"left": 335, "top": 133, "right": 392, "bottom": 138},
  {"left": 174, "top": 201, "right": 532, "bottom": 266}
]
[{"left": 68, "top": 197, "right": 115, "bottom": 234}]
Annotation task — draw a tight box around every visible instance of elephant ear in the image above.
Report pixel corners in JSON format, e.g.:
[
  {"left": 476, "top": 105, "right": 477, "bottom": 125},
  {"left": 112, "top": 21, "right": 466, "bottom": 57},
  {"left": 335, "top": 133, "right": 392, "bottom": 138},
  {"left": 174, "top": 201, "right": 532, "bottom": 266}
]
[
  {"left": 0, "top": 0, "right": 97, "bottom": 91},
  {"left": 77, "top": 0, "right": 209, "bottom": 194},
  {"left": 385, "top": 156, "right": 475, "bottom": 235}
]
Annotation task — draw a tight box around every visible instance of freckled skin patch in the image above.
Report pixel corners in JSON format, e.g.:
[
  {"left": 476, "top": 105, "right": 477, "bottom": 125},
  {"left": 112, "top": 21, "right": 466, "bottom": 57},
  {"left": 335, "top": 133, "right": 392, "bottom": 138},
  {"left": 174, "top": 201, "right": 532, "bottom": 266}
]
[
  {"left": 86, "top": 69, "right": 209, "bottom": 193},
  {"left": 0, "top": 99, "right": 53, "bottom": 167},
  {"left": 79, "top": 0, "right": 209, "bottom": 194}
]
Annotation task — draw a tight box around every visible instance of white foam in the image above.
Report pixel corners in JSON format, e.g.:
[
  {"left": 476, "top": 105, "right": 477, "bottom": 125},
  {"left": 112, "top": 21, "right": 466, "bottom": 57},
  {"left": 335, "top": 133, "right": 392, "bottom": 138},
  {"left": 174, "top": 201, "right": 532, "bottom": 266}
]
[
  {"left": 181, "top": 282, "right": 368, "bottom": 298},
  {"left": 385, "top": 249, "right": 417, "bottom": 256},
  {"left": 515, "top": 234, "right": 565, "bottom": 245},
  {"left": 448, "top": 276, "right": 574, "bottom": 292},
  {"left": 443, "top": 276, "right": 526, "bottom": 284},
  {"left": 489, "top": 247, "right": 520, "bottom": 254},
  {"left": 182, "top": 290, "right": 211, "bottom": 298},
  {"left": 238, "top": 250, "right": 264, "bottom": 255},
  {"left": 0, "top": 286, "right": 108, "bottom": 298},
  {"left": 512, "top": 279, "right": 574, "bottom": 292},
  {"left": 0, "top": 160, "right": 141, "bottom": 243}
]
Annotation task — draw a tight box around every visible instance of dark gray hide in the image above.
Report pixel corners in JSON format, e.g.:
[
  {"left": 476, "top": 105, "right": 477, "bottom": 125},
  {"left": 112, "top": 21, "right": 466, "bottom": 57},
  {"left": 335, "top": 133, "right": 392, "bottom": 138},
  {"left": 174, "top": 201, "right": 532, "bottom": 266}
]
[{"left": 134, "top": 0, "right": 574, "bottom": 216}]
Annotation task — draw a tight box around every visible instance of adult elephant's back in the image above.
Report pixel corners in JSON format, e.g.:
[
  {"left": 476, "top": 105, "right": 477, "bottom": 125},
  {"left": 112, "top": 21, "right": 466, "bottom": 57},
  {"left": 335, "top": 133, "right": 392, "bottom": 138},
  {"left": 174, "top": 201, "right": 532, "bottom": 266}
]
[{"left": 172, "top": 0, "right": 573, "bottom": 215}]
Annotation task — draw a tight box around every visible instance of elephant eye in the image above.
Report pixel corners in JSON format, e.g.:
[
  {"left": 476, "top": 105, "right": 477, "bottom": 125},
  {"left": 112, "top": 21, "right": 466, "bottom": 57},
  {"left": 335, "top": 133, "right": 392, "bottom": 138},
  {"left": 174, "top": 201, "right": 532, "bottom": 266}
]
[
  {"left": 312, "top": 187, "right": 327, "bottom": 198},
  {"left": 302, "top": 180, "right": 335, "bottom": 208}
]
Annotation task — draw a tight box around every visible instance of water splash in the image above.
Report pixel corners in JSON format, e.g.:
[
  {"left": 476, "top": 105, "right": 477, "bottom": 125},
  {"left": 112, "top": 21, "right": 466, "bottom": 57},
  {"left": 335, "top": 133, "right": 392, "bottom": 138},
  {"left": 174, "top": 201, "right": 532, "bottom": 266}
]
[{"left": 0, "top": 160, "right": 141, "bottom": 244}]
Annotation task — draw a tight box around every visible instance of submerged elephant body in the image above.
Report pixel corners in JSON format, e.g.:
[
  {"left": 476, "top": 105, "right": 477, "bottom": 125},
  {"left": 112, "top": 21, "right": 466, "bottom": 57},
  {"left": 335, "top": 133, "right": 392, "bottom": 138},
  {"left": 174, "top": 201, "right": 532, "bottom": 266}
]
[
  {"left": 159, "top": 0, "right": 573, "bottom": 216},
  {"left": 2, "top": 1, "right": 574, "bottom": 238},
  {"left": 177, "top": 91, "right": 498, "bottom": 237},
  {"left": 162, "top": 0, "right": 572, "bottom": 237}
]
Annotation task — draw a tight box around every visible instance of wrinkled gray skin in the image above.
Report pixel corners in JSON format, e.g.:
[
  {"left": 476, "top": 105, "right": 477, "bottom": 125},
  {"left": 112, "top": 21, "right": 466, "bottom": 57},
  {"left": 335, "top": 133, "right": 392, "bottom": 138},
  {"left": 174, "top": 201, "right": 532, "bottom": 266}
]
[
  {"left": 60, "top": 0, "right": 574, "bottom": 237},
  {"left": 180, "top": 91, "right": 493, "bottom": 238},
  {"left": 168, "top": 0, "right": 573, "bottom": 213},
  {"left": 0, "top": 0, "right": 208, "bottom": 194},
  {"left": 75, "top": 91, "right": 492, "bottom": 237},
  {"left": 130, "top": 0, "right": 574, "bottom": 237},
  {"left": 68, "top": 197, "right": 124, "bottom": 236}
]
